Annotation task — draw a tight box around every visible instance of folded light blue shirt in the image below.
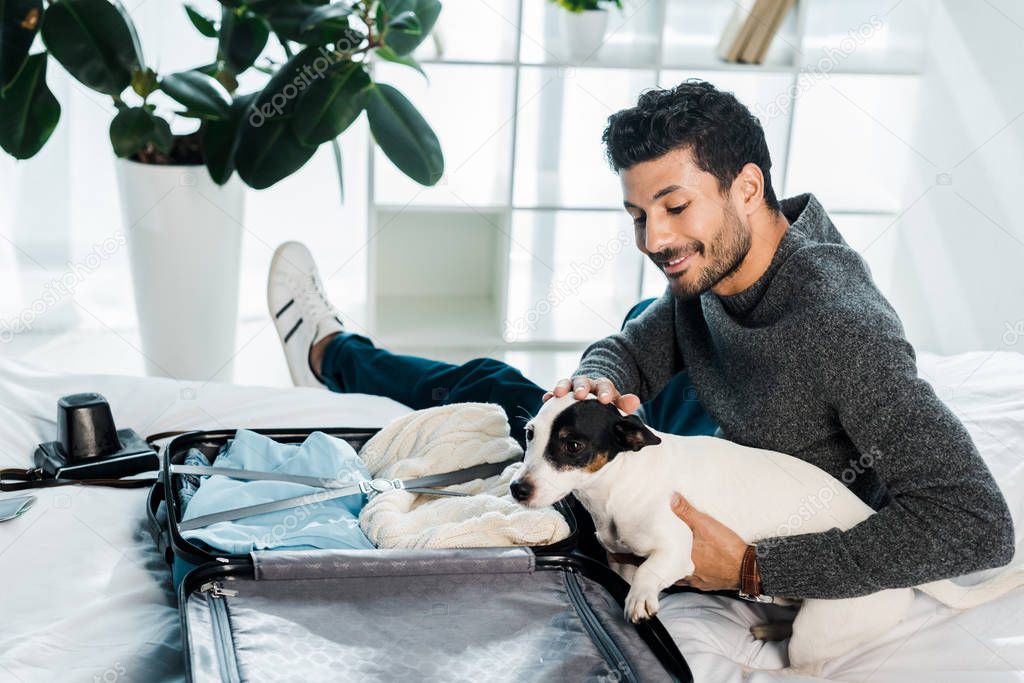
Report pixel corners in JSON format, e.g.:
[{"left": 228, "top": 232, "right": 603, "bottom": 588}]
[{"left": 181, "top": 429, "right": 375, "bottom": 554}]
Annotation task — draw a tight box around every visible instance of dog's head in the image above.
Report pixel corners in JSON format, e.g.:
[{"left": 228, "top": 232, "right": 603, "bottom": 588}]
[{"left": 509, "top": 394, "right": 662, "bottom": 507}]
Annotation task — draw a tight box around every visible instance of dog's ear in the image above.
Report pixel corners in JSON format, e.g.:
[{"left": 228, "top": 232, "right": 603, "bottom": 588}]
[{"left": 612, "top": 414, "right": 662, "bottom": 452}]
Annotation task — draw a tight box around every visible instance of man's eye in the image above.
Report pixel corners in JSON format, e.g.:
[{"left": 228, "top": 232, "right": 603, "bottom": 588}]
[
  {"left": 565, "top": 439, "right": 584, "bottom": 454},
  {"left": 667, "top": 203, "right": 689, "bottom": 215},
  {"left": 630, "top": 213, "right": 645, "bottom": 226}
]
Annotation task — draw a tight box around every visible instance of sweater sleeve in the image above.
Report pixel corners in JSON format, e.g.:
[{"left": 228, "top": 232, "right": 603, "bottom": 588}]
[
  {"left": 572, "top": 290, "right": 685, "bottom": 402},
  {"left": 756, "top": 307, "right": 1015, "bottom": 599}
]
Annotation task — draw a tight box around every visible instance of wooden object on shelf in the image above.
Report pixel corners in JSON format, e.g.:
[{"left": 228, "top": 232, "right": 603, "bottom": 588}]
[
  {"left": 740, "top": 0, "right": 796, "bottom": 64},
  {"left": 718, "top": 0, "right": 796, "bottom": 65},
  {"left": 716, "top": 0, "right": 762, "bottom": 63}
]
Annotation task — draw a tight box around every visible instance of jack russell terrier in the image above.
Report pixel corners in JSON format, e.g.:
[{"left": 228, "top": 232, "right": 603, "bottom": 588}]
[{"left": 510, "top": 395, "right": 1024, "bottom": 673}]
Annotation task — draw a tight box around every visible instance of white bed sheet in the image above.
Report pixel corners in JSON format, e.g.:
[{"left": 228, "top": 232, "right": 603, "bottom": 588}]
[
  {"left": 0, "top": 351, "right": 1022, "bottom": 682},
  {"left": 0, "top": 359, "right": 410, "bottom": 683}
]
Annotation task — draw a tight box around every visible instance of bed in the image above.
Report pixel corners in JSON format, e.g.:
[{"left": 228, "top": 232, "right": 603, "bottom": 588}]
[{"left": 0, "top": 351, "right": 1022, "bottom": 682}]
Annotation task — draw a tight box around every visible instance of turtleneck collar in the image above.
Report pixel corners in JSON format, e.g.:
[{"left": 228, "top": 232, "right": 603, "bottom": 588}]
[{"left": 713, "top": 193, "right": 825, "bottom": 317}]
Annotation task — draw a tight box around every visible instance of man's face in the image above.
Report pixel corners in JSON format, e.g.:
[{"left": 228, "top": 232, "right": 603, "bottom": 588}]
[{"left": 621, "top": 148, "right": 752, "bottom": 299}]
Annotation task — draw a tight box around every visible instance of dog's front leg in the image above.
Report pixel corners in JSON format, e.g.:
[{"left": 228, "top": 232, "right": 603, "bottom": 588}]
[{"left": 624, "top": 544, "right": 694, "bottom": 623}]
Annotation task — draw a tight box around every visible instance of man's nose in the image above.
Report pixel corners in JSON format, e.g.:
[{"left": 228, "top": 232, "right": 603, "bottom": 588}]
[
  {"left": 510, "top": 479, "right": 534, "bottom": 502},
  {"left": 642, "top": 215, "right": 674, "bottom": 255}
]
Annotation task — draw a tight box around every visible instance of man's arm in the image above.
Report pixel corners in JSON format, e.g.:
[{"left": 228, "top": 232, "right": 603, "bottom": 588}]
[
  {"left": 756, "top": 312, "right": 1015, "bottom": 599},
  {"left": 572, "top": 290, "right": 684, "bottom": 402}
]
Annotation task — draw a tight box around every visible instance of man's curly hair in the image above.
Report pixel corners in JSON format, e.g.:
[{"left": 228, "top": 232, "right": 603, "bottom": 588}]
[{"left": 602, "top": 79, "right": 780, "bottom": 211}]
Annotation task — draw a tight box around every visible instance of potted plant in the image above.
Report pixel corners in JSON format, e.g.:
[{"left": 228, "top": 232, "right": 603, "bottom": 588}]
[
  {"left": 0, "top": 0, "right": 443, "bottom": 382},
  {"left": 548, "top": 0, "right": 622, "bottom": 62}
]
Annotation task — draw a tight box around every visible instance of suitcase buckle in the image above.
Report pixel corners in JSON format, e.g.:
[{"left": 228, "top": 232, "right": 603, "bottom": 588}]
[{"left": 359, "top": 478, "right": 404, "bottom": 496}]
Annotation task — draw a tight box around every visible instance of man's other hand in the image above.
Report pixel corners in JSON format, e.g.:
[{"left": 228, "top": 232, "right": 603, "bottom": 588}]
[{"left": 543, "top": 376, "right": 641, "bottom": 414}]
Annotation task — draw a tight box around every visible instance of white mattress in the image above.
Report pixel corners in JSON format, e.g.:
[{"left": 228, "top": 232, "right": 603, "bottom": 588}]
[{"left": 0, "top": 352, "right": 1022, "bottom": 682}]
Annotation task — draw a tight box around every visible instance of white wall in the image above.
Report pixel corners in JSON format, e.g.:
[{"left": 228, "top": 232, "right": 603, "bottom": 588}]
[{"left": 889, "top": 0, "right": 1024, "bottom": 354}]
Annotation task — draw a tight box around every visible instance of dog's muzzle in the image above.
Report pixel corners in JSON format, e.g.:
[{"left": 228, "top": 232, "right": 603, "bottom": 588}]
[{"left": 509, "top": 478, "right": 533, "bottom": 502}]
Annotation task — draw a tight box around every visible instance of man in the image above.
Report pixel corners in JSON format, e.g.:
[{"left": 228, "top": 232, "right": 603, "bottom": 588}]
[{"left": 267, "top": 79, "right": 1014, "bottom": 601}]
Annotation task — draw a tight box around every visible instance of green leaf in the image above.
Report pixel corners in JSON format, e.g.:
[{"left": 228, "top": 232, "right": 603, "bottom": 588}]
[
  {"left": 231, "top": 47, "right": 332, "bottom": 188},
  {"left": 387, "top": 10, "right": 420, "bottom": 34},
  {"left": 0, "top": 0, "right": 42, "bottom": 92},
  {"left": 365, "top": 82, "right": 442, "bottom": 186},
  {"left": 161, "top": 70, "right": 232, "bottom": 119},
  {"left": 234, "top": 117, "right": 317, "bottom": 189},
  {"left": 131, "top": 67, "right": 158, "bottom": 98},
  {"left": 374, "top": 44, "right": 425, "bottom": 78},
  {"left": 109, "top": 106, "right": 154, "bottom": 157},
  {"left": 203, "top": 91, "right": 254, "bottom": 184},
  {"left": 151, "top": 114, "right": 172, "bottom": 153},
  {"left": 300, "top": 1, "right": 354, "bottom": 31},
  {"left": 108, "top": 106, "right": 172, "bottom": 157},
  {"left": 219, "top": 9, "right": 270, "bottom": 74},
  {"left": 41, "top": 0, "right": 141, "bottom": 95},
  {"left": 268, "top": 3, "right": 355, "bottom": 44},
  {"left": 291, "top": 61, "right": 369, "bottom": 145},
  {"left": 0, "top": 52, "right": 60, "bottom": 159},
  {"left": 251, "top": 46, "right": 323, "bottom": 118},
  {"left": 185, "top": 4, "right": 217, "bottom": 38},
  {"left": 381, "top": 0, "right": 439, "bottom": 56}
]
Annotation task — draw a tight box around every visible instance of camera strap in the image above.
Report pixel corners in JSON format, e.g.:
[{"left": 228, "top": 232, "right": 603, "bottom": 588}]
[
  {"left": 0, "top": 466, "right": 157, "bottom": 492},
  {"left": 0, "top": 431, "right": 180, "bottom": 492}
]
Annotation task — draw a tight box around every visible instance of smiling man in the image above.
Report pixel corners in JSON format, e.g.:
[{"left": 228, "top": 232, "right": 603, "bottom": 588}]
[
  {"left": 267, "top": 79, "right": 1014, "bottom": 602},
  {"left": 548, "top": 79, "right": 1014, "bottom": 599}
]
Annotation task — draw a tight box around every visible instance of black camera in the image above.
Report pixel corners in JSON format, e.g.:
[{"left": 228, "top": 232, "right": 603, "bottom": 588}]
[{"left": 33, "top": 393, "right": 158, "bottom": 480}]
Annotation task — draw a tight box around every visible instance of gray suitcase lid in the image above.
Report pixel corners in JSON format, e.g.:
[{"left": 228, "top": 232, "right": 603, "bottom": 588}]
[{"left": 179, "top": 547, "right": 692, "bottom": 683}]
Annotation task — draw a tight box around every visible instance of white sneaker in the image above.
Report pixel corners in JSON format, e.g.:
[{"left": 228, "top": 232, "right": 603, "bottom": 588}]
[{"left": 267, "top": 241, "right": 345, "bottom": 388}]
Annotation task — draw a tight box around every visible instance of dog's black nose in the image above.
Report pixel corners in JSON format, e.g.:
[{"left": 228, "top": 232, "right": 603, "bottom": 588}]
[{"left": 510, "top": 479, "right": 533, "bottom": 502}]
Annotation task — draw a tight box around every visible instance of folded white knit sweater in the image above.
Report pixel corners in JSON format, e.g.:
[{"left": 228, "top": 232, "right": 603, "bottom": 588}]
[{"left": 358, "top": 403, "right": 571, "bottom": 549}]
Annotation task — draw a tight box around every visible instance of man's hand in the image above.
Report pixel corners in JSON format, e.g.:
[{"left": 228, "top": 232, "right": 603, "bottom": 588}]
[
  {"left": 609, "top": 492, "right": 748, "bottom": 591},
  {"left": 544, "top": 376, "right": 641, "bottom": 414}
]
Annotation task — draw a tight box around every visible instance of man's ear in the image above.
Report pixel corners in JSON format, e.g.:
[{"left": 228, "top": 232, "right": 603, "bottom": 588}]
[{"left": 612, "top": 414, "right": 662, "bottom": 452}]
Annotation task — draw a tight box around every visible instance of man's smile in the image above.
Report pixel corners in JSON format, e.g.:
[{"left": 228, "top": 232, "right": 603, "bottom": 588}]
[
  {"left": 662, "top": 250, "right": 697, "bottom": 275},
  {"left": 659, "top": 248, "right": 700, "bottom": 274}
]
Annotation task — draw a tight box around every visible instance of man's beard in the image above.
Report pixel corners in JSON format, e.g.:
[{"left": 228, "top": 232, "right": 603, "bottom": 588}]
[{"left": 652, "top": 202, "right": 752, "bottom": 300}]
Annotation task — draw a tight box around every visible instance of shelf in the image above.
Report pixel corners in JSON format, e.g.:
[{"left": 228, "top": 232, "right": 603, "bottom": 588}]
[
  {"left": 374, "top": 296, "right": 503, "bottom": 348},
  {"left": 365, "top": 0, "right": 933, "bottom": 353},
  {"left": 518, "top": 0, "right": 664, "bottom": 68},
  {"left": 372, "top": 63, "right": 515, "bottom": 208},
  {"left": 369, "top": 206, "right": 509, "bottom": 347},
  {"left": 504, "top": 209, "right": 641, "bottom": 344}
]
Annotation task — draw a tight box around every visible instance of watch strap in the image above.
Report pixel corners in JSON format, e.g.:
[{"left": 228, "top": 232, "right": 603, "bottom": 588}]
[{"left": 739, "top": 544, "right": 772, "bottom": 603}]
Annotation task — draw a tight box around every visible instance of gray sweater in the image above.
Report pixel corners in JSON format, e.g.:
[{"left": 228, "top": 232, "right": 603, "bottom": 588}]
[{"left": 574, "top": 193, "right": 1015, "bottom": 599}]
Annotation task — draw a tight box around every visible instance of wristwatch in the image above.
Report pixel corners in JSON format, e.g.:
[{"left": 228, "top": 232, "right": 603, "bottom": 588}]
[{"left": 738, "top": 544, "right": 773, "bottom": 603}]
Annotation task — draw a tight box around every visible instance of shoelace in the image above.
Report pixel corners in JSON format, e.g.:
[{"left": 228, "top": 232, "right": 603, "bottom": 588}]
[{"left": 288, "top": 271, "right": 338, "bottom": 323}]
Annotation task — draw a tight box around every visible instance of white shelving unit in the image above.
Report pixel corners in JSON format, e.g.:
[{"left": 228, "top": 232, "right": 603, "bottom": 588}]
[{"left": 364, "top": 0, "right": 930, "bottom": 354}]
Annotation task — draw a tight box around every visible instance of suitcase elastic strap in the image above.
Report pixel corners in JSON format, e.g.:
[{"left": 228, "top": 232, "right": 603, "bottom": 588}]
[{"left": 173, "top": 458, "right": 519, "bottom": 532}]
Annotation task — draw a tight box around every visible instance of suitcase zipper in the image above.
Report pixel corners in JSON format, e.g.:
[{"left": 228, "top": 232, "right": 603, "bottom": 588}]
[
  {"left": 199, "top": 581, "right": 241, "bottom": 683},
  {"left": 564, "top": 570, "right": 637, "bottom": 683}
]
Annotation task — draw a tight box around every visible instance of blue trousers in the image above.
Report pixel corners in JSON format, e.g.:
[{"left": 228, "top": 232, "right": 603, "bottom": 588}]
[{"left": 320, "top": 298, "right": 717, "bottom": 447}]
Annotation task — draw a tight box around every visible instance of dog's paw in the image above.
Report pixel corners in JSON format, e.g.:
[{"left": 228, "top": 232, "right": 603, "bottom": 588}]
[{"left": 624, "top": 587, "right": 660, "bottom": 623}]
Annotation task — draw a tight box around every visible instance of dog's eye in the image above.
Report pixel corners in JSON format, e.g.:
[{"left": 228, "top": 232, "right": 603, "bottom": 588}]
[
  {"left": 565, "top": 439, "right": 584, "bottom": 454},
  {"left": 525, "top": 426, "right": 534, "bottom": 442}
]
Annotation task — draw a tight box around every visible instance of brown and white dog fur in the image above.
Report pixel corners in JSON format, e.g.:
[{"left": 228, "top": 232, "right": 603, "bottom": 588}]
[{"left": 510, "top": 395, "right": 1024, "bottom": 673}]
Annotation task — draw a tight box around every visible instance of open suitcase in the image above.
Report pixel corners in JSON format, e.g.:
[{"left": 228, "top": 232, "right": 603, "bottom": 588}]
[{"left": 147, "top": 428, "right": 693, "bottom": 682}]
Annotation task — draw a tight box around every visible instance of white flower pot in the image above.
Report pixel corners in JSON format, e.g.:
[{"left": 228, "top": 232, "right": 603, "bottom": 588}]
[
  {"left": 115, "top": 158, "right": 244, "bottom": 383},
  {"left": 561, "top": 8, "right": 610, "bottom": 62}
]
